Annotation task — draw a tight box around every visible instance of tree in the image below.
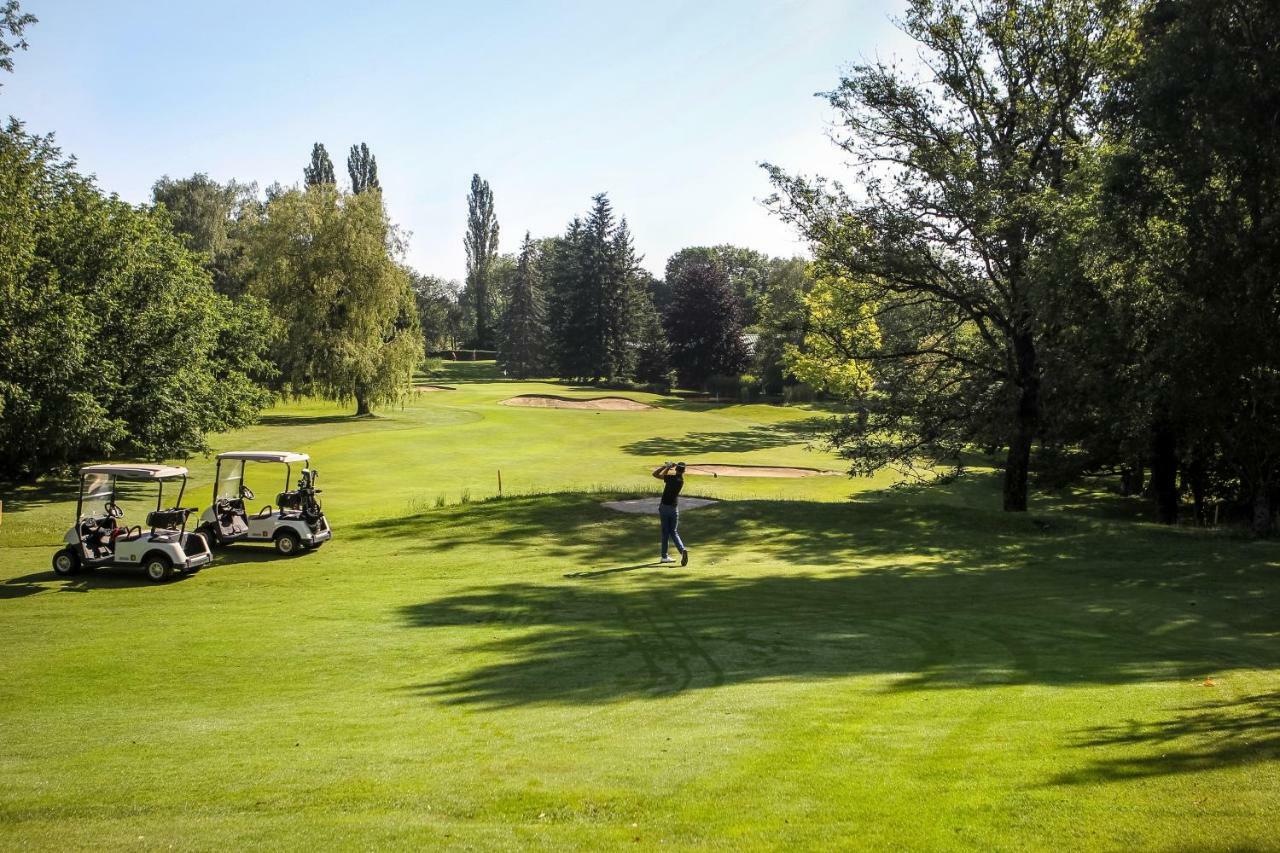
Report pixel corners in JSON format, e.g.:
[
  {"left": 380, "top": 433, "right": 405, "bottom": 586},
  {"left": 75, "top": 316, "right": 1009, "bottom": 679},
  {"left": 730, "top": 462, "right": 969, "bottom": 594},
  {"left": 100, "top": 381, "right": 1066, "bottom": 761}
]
[
  {"left": 303, "top": 142, "right": 336, "bottom": 186},
  {"left": 411, "top": 272, "right": 464, "bottom": 352},
  {"left": 247, "top": 185, "right": 421, "bottom": 416},
  {"left": 754, "top": 258, "right": 814, "bottom": 394},
  {"left": 347, "top": 142, "right": 379, "bottom": 194},
  {"left": 0, "top": 121, "right": 272, "bottom": 477},
  {"left": 664, "top": 261, "right": 750, "bottom": 388},
  {"left": 544, "top": 194, "right": 649, "bottom": 381},
  {"left": 766, "top": 0, "right": 1120, "bottom": 511},
  {"left": 497, "top": 233, "right": 548, "bottom": 379},
  {"left": 665, "top": 245, "right": 773, "bottom": 325},
  {"left": 1098, "top": 0, "right": 1280, "bottom": 534},
  {"left": 0, "top": 1, "right": 35, "bottom": 86},
  {"left": 151, "top": 173, "right": 258, "bottom": 296},
  {"left": 463, "top": 174, "right": 499, "bottom": 348}
]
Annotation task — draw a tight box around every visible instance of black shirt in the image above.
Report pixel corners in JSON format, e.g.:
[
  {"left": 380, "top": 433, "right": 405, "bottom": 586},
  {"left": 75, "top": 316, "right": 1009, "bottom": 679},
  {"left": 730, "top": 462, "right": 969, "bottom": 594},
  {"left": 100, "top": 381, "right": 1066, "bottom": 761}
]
[{"left": 661, "top": 473, "right": 684, "bottom": 506}]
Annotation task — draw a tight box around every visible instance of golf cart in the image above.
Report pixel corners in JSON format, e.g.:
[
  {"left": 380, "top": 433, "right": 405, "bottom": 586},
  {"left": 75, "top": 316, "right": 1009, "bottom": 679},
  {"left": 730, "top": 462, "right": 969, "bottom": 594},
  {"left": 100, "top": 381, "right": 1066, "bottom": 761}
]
[
  {"left": 198, "top": 451, "right": 331, "bottom": 555},
  {"left": 52, "top": 464, "right": 212, "bottom": 583}
]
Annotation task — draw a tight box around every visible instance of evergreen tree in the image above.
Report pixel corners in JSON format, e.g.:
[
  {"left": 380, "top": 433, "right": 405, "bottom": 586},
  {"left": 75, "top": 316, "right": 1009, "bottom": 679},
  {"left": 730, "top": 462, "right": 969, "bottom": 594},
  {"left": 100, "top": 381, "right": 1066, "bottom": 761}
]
[
  {"left": 347, "top": 142, "right": 379, "bottom": 194},
  {"left": 544, "top": 223, "right": 582, "bottom": 376},
  {"left": 633, "top": 304, "right": 671, "bottom": 386},
  {"left": 303, "top": 142, "right": 336, "bottom": 186},
  {"left": 463, "top": 174, "right": 499, "bottom": 348},
  {"left": 664, "top": 261, "right": 750, "bottom": 388},
  {"left": 497, "top": 233, "right": 548, "bottom": 379},
  {"left": 543, "top": 194, "right": 650, "bottom": 381}
]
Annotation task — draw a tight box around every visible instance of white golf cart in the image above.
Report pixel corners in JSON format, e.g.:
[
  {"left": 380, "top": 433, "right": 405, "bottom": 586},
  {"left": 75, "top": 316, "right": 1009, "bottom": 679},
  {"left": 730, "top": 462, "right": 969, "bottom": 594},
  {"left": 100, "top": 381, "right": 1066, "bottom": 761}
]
[
  {"left": 198, "top": 451, "right": 331, "bottom": 556},
  {"left": 52, "top": 464, "right": 213, "bottom": 583}
]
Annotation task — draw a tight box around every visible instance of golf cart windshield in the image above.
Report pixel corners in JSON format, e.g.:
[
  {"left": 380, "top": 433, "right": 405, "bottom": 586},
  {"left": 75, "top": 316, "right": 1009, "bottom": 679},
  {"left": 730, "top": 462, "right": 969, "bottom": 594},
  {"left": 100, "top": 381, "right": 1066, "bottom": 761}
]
[
  {"left": 80, "top": 473, "right": 115, "bottom": 516},
  {"left": 216, "top": 462, "right": 244, "bottom": 500}
]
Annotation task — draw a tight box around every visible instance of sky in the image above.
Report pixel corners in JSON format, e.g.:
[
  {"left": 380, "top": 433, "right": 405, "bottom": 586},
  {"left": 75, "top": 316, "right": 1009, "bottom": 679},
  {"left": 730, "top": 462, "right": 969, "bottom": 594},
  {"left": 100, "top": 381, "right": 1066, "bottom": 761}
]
[{"left": 5, "top": 0, "right": 914, "bottom": 282}]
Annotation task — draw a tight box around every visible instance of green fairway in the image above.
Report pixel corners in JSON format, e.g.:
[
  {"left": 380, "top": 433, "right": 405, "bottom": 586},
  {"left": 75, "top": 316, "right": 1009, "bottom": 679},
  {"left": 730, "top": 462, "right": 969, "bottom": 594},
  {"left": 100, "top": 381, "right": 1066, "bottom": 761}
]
[{"left": 1, "top": 370, "right": 1278, "bottom": 850}]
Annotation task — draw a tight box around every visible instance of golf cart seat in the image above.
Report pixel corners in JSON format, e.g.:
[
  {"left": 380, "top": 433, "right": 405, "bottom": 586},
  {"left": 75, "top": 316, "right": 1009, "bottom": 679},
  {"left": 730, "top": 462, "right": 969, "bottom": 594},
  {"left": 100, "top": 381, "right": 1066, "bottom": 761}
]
[{"left": 147, "top": 507, "right": 195, "bottom": 538}]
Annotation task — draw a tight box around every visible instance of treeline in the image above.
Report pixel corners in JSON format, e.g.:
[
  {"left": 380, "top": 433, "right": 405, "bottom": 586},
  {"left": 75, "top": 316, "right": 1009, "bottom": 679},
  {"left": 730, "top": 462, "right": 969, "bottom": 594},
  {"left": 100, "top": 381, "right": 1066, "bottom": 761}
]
[
  {"left": 765, "top": 0, "right": 1280, "bottom": 534},
  {"left": 0, "top": 121, "right": 423, "bottom": 476},
  {"left": 438, "top": 183, "right": 812, "bottom": 394}
]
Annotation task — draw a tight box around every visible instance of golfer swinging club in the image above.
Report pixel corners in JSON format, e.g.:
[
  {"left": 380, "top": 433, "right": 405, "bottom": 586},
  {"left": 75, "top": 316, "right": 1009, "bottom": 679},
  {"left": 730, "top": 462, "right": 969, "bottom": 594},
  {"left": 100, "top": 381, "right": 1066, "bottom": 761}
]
[{"left": 652, "top": 461, "right": 690, "bottom": 565}]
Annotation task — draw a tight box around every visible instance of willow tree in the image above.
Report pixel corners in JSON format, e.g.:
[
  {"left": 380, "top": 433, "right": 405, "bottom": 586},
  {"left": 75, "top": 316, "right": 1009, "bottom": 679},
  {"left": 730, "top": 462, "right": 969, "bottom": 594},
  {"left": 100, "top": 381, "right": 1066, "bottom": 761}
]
[
  {"left": 766, "top": 0, "right": 1122, "bottom": 511},
  {"left": 248, "top": 185, "right": 421, "bottom": 415}
]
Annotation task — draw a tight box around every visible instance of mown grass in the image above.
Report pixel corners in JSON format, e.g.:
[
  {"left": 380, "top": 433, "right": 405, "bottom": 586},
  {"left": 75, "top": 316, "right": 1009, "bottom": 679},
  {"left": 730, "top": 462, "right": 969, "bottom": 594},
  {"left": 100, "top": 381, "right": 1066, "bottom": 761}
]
[{"left": 1, "top": 368, "right": 1277, "bottom": 850}]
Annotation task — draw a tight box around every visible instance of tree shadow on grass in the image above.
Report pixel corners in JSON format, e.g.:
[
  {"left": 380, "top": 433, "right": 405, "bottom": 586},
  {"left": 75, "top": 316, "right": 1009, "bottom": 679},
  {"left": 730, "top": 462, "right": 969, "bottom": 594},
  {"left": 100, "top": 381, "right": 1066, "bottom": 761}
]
[
  {"left": 1052, "top": 690, "right": 1280, "bottom": 783},
  {"left": 0, "top": 478, "right": 82, "bottom": 513},
  {"left": 620, "top": 417, "right": 834, "bottom": 457},
  {"left": 358, "top": 493, "right": 1280, "bottom": 736}
]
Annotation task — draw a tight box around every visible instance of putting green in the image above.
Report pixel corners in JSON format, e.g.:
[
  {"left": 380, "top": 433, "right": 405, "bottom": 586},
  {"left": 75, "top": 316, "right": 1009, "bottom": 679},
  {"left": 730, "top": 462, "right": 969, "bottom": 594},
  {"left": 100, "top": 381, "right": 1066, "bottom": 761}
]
[{"left": 1, "top": 366, "right": 1277, "bottom": 850}]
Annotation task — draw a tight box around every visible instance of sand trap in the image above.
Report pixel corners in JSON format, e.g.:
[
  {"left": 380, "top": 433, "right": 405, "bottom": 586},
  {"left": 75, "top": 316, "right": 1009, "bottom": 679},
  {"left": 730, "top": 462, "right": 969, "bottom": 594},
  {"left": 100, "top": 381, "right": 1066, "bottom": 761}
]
[
  {"left": 686, "top": 464, "right": 840, "bottom": 478},
  {"left": 602, "top": 497, "right": 719, "bottom": 514},
  {"left": 414, "top": 384, "right": 456, "bottom": 392},
  {"left": 502, "top": 394, "right": 653, "bottom": 411}
]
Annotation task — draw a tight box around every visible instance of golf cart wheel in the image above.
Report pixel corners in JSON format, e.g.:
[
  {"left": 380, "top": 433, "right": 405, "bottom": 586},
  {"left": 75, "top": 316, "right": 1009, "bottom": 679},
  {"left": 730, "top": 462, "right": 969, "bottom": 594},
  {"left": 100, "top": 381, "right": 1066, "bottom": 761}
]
[
  {"left": 274, "top": 530, "right": 301, "bottom": 556},
  {"left": 52, "top": 548, "right": 81, "bottom": 576},
  {"left": 200, "top": 525, "right": 220, "bottom": 549},
  {"left": 143, "top": 554, "right": 173, "bottom": 583}
]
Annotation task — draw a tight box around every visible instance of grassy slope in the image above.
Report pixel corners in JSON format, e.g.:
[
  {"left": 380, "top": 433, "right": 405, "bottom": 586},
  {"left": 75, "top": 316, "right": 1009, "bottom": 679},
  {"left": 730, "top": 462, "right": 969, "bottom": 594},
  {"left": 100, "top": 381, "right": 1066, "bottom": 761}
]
[{"left": 1, "top": 366, "right": 1277, "bottom": 850}]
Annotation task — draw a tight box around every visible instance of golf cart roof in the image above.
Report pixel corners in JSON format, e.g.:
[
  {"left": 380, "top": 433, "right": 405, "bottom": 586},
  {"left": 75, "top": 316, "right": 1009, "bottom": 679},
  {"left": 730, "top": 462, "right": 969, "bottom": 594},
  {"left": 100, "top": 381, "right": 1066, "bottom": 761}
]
[
  {"left": 79, "top": 464, "right": 188, "bottom": 479},
  {"left": 216, "top": 450, "right": 310, "bottom": 464}
]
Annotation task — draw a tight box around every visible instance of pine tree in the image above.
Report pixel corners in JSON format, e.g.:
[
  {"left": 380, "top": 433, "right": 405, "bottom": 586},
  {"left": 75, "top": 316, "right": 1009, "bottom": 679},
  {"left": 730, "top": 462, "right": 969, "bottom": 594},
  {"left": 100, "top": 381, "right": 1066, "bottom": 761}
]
[
  {"left": 543, "top": 194, "right": 651, "bottom": 381},
  {"left": 303, "top": 142, "right": 335, "bottom": 186},
  {"left": 463, "top": 174, "right": 499, "bottom": 348},
  {"left": 665, "top": 261, "right": 750, "bottom": 388},
  {"left": 347, "top": 142, "right": 379, "bottom": 194},
  {"left": 497, "top": 233, "right": 547, "bottom": 379}
]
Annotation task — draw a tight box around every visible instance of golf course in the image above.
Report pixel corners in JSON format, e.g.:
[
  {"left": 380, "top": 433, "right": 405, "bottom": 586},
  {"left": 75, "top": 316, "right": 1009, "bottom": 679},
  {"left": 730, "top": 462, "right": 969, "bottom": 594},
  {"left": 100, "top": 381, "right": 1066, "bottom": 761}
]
[{"left": 1, "top": 363, "right": 1277, "bottom": 850}]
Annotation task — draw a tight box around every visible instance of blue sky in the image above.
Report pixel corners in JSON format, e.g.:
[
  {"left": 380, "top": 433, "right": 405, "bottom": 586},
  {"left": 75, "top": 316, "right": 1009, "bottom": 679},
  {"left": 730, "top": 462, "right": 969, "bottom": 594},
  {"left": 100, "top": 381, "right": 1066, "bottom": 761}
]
[{"left": 6, "top": 0, "right": 912, "bottom": 281}]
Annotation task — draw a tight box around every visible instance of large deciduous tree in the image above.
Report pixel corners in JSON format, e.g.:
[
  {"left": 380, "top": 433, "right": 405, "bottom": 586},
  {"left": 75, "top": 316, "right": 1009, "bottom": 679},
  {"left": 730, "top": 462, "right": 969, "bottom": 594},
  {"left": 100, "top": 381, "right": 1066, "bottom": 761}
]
[
  {"left": 463, "top": 174, "right": 499, "bottom": 349},
  {"left": 151, "top": 173, "right": 257, "bottom": 296},
  {"left": 247, "top": 185, "right": 421, "bottom": 416},
  {"left": 766, "top": 0, "right": 1119, "bottom": 511},
  {"left": 303, "top": 142, "right": 336, "bottom": 186},
  {"left": 0, "top": 121, "right": 272, "bottom": 477},
  {"left": 0, "top": 0, "right": 35, "bottom": 86},
  {"left": 1100, "top": 0, "right": 1280, "bottom": 534},
  {"left": 665, "top": 245, "right": 774, "bottom": 325}
]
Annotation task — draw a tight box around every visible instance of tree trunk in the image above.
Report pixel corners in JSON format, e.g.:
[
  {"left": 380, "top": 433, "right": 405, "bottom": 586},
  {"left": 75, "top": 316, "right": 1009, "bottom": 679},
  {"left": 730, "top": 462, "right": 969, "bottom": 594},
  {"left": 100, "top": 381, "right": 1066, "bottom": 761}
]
[
  {"left": 1250, "top": 483, "right": 1273, "bottom": 538},
  {"left": 1002, "top": 333, "right": 1040, "bottom": 513},
  {"left": 1150, "top": 417, "right": 1179, "bottom": 524},
  {"left": 355, "top": 388, "right": 371, "bottom": 417},
  {"left": 1184, "top": 453, "right": 1208, "bottom": 525},
  {"left": 1120, "top": 458, "right": 1145, "bottom": 496}
]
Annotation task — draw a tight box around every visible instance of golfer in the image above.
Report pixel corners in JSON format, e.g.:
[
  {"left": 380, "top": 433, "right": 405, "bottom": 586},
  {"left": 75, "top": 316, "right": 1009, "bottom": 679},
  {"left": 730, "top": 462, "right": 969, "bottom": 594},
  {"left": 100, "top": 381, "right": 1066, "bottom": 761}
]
[{"left": 652, "top": 462, "right": 690, "bottom": 565}]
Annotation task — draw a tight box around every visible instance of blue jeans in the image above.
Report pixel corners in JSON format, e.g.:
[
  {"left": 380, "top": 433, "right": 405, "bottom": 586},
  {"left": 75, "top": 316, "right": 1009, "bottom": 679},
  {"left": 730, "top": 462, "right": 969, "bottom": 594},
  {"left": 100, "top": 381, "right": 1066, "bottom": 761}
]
[{"left": 659, "top": 503, "right": 685, "bottom": 557}]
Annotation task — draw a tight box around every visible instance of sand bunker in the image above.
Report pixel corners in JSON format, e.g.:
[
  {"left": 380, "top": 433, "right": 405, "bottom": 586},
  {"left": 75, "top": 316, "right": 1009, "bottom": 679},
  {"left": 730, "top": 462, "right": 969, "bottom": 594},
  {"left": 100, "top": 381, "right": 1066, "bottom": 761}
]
[
  {"left": 601, "top": 497, "right": 719, "bottom": 514},
  {"left": 414, "top": 384, "right": 456, "bottom": 392},
  {"left": 686, "top": 464, "right": 840, "bottom": 478},
  {"left": 502, "top": 394, "right": 653, "bottom": 411}
]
